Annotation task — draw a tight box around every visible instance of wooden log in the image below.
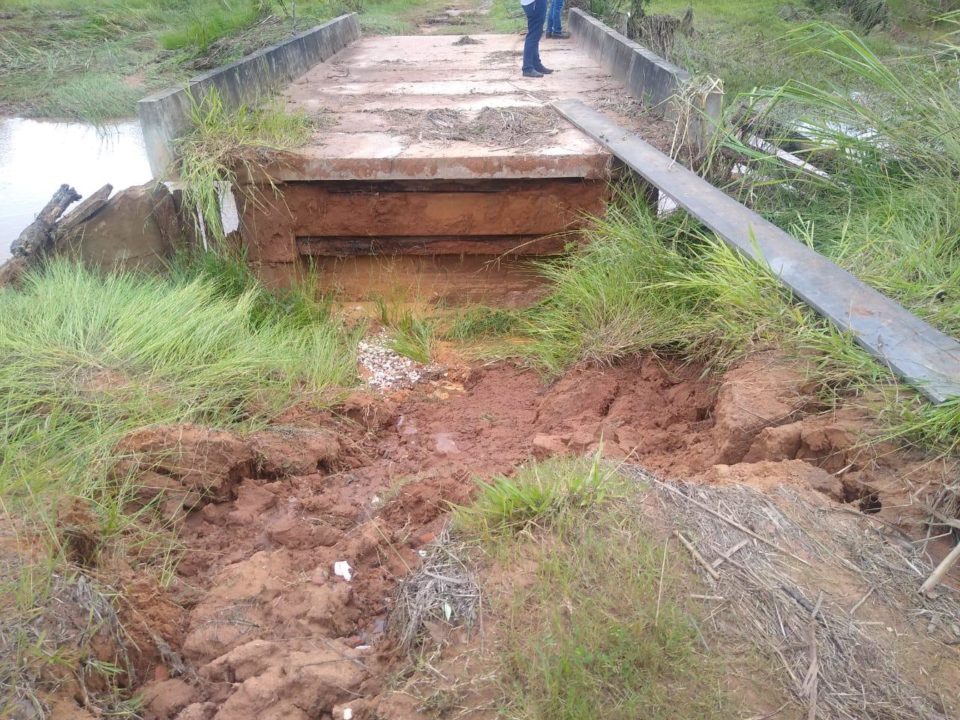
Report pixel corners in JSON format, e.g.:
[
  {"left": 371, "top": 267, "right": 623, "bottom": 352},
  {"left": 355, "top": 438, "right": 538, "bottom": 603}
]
[
  {"left": 296, "top": 234, "right": 570, "bottom": 257},
  {"left": 11, "top": 184, "right": 81, "bottom": 258},
  {"left": 920, "top": 541, "right": 960, "bottom": 596},
  {"left": 56, "top": 184, "right": 113, "bottom": 237}
]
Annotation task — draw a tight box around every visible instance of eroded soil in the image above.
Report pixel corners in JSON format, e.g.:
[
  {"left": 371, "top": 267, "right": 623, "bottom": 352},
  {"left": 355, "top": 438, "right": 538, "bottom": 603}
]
[{"left": 45, "top": 353, "right": 959, "bottom": 719}]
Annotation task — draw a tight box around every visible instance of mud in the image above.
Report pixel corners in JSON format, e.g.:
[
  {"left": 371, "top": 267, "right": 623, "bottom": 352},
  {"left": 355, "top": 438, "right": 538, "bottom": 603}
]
[{"left": 55, "top": 353, "right": 955, "bottom": 720}]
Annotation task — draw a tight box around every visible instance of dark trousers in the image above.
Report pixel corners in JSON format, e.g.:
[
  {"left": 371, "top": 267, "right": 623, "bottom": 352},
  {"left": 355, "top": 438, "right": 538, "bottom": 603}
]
[
  {"left": 547, "top": 0, "right": 564, "bottom": 34},
  {"left": 522, "top": 0, "right": 547, "bottom": 73}
]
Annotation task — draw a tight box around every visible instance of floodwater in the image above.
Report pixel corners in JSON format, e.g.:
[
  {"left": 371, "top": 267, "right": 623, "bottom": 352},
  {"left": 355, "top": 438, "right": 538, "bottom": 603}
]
[{"left": 0, "top": 118, "right": 152, "bottom": 261}]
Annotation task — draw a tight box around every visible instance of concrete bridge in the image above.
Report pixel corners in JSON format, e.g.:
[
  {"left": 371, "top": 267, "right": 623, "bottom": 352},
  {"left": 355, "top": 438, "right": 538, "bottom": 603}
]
[
  {"left": 138, "top": 11, "right": 698, "bottom": 303},
  {"left": 137, "top": 12, "right": 960, "bottom": 402}
]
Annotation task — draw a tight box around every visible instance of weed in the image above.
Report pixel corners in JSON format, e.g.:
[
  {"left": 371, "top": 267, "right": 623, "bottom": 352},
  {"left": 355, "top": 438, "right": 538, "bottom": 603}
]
[
  {"left": 446, "top": 306, "right": 522, "bottom": 342},
  {"left": 464, "top": 462, "right": 726, "bottom": 719},
  {"left": 388, "top": 311, "right": 435, "bottom": 364},
  {"left": 454, "top": 454, "right": 613, "bottom": 536},
  {"left": 175, "top": 89, "right": 312, "bottom": 242},
  {"left": 160, "top": 0, "right": 270, "bottom": 52}
]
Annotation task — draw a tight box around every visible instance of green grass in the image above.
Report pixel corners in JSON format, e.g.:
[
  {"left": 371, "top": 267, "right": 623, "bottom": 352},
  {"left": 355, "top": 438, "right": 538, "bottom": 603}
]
[
  {"left": 0, "top": 253, "right": 356, "bottom": 572},
  {"left": 526, "top": 21, "right": 960, "bottom": 452},
  {"left": 388, "top": 310, "right": 435, "bottom": 364},
  {"left": 454, "top": 454, "right": 613, "bottom": 536},
  {"left": 0, "top": 255, "right": 358, "bottom": 713},
  {"left": 36, "top": 73, "right": 147, "bottom": 125},
  {"left": 446, "top": 305, "right": 523, "bottom": 342},
  {"left": 486, "top": 0, "right": 527, "bottom": 33},
  {"left": 0, "top": 257, "right": 356, "bottom": 549},
  {"left": 159, "top": 0, "right": 269, "bottom": 51},
  {"left": 526, "top": 195, "right": 812, "bottom": 374},
  {"left": 638, "top": 0, "right": 942, "bottom": 96},
  {"left": 358, "top": 0, "right": 449, "bottom": 34},
  {"left": 461, "top": 459, "right": 727, "bottom": 719},
  {"left": 0, "top": 0, "right": 473, "bottom": 122},
  {"left": 176, "top": 89, "right": 313, "bottom": 240}
]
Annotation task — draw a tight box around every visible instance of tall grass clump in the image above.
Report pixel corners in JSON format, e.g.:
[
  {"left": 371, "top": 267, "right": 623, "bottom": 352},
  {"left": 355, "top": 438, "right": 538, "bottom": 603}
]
[
  {"left": 176, "top": 89, "right": 313, "bottom": 243},
  {"left": 0, "top": 259, "right": 356, "bottom": 546},
  {"left": 712, "top": 22, "right": 960, "bottom": 447},
  {"left": 454, "top": 455, "right": 613, "bottom": 536},
  {"left": 527, "top": 190, "right": 864, "bottom": 382},
  {"left": 446, "top": 305, "right": 523, "bottom": 342},
  {"left": 470, "top": 461, "right": 727, "bottom": 719},
  {"left": 160, "top": 0, "right": 269, "bottom": 51}
]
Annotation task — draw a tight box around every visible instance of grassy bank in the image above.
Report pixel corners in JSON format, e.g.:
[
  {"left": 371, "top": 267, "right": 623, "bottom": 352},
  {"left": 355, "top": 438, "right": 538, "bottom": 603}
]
[
  {"left": 454, "top": 457, "right": 732, "bottom": 719},
  {"left": 523, "top": 20, "right": 960, "bottom": 452},
  {"left": 642, "top": 0, "right": 944, "bottom": 96},
  {"left": 0, "top": 256, "right": 357, "bottom": 713},
  {"left": 0, "top": 0, "right": 452, "bottom": 123}
]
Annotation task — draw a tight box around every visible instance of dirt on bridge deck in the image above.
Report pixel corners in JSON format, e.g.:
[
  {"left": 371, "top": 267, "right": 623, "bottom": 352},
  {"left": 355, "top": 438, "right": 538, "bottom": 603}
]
[{"left": 270, "top": 32, "right": 674, "bottom": 182}]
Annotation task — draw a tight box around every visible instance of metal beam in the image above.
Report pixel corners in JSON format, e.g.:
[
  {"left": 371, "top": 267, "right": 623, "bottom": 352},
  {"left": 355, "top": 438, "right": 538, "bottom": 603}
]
[{"left": 555, "top": 99, "right": 960, "bottom": 404}]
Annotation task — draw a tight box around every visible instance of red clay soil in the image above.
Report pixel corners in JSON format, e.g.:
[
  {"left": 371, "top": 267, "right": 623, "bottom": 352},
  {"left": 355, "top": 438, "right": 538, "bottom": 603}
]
[{"left": 57, "top": 353, "right": 955, "bottom": 720}]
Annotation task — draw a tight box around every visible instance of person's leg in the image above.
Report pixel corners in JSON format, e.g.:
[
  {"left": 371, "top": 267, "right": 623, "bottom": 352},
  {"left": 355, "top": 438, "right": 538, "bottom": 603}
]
[
  {"left": 547, "top": 0, "right": 563, "bottom": 35},
  {"left": 522, "top": 0, "right": 546, "bottom": 74},
  {"left": 532, "top": 0, "right": 547, "bottom": 68},
  {"left": 522, "top": 1, "right": 539, "bottom": 73},
  {"left": 534, "top": 0, "right": 557, "bottom": 71}
]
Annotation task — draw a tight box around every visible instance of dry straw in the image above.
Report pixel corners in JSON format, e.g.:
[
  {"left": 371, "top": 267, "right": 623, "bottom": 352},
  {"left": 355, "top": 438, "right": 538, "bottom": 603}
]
[
  {"left": 390, "top": 527, "right": 480, "bottom": 651},
  {"left": 621, "top": 466, "right": 960, "bottom": 720}
]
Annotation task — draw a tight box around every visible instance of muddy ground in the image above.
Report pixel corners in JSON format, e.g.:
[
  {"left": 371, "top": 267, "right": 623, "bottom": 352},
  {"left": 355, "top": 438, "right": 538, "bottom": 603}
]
[{"left": 44, "top": 351, "right": 960, "bottom": 720}]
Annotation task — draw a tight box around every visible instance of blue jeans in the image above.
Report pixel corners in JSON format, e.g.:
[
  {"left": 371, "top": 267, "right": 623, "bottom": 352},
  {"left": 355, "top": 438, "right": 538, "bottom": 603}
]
[
  {"left": 522, "top": 0, "right": 547, "bottom": 73},
  {"left": 547, "top": 0, "right": 564, "bottom": 34}
]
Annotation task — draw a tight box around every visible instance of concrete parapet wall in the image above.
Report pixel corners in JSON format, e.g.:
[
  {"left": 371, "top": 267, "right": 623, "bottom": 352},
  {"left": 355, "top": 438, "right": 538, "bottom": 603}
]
[
  {"left": 137, "top": 14, "right": 361, "bottom": 177},
  {"left": 568, "top": 9, "right": 690, "bottom": 112},
  {"left": 568, "top": 9, "right": 721, "bottom": 147}
]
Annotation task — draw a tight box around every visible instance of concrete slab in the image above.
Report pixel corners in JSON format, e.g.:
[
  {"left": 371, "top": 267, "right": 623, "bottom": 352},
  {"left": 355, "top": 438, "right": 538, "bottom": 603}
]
[
  {"left": 557, "top": 99, "right": 960, "bottom": 403},
  {"left": 265, "top": 34, "right": 624, "bottom": 182}
]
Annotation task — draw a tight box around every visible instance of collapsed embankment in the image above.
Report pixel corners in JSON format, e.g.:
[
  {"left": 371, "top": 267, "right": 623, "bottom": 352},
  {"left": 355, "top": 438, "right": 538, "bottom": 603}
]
[{"left": 29, "top": 349, "right": 953, "bottom": 720}]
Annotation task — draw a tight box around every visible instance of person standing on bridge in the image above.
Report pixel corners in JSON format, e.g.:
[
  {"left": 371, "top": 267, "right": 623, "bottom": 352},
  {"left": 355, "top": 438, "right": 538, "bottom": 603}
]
[
  {"left": 520, "top": 0, "right": 553, "bottom": 78},
  {"left": 546, "top": 0, "right": 570, "bottom": 39}
]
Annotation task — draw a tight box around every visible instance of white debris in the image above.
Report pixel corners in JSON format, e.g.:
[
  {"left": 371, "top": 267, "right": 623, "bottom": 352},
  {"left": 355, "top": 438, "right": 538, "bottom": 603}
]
[
  {"left": 334, "top": 560, "right": 353, "bottom": 582},
  {"left": 343, "top": 709, "right": 353, "bottom": 720},
  {"left": 357, "top": 332, "right": 438, "bottom": 390}
]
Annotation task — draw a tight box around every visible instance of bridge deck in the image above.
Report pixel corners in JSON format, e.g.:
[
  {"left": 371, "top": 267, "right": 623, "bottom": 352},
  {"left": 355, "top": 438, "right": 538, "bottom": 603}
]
[{"left": 269, "top": 34, "right": 626, "bottom": 181}]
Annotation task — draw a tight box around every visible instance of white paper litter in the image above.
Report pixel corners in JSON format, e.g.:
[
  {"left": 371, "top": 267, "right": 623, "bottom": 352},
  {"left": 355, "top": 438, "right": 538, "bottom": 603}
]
[
  {"left": 334, "top": 561, "right": 353, "bottom": 582},
  {"left": 343, "top": 709, "right": 353, "bottom": 720}
]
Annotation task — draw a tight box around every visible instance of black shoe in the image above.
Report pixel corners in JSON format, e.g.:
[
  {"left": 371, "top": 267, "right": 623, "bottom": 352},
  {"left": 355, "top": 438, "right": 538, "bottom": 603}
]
[
  {"left": 522, "top": 69, "right": 544, "bottom": 78},
  {"left": 546, "top": 30, "right": 570, "bottom": 39},
  {"left": 536, "top": 66, "right": 554, "bottom": 74}
]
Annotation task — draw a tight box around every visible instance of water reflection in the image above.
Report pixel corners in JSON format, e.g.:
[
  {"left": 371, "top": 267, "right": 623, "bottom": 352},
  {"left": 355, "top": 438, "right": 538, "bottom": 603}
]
[{"left": 0, "top": 118, "right": 153, "bottom": 261}]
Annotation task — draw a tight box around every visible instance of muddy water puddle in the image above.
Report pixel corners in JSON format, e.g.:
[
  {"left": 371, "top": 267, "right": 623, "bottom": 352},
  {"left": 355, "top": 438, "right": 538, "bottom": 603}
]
[{"left": 0, "top": 117, "right": 152, "bottom": 261}]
